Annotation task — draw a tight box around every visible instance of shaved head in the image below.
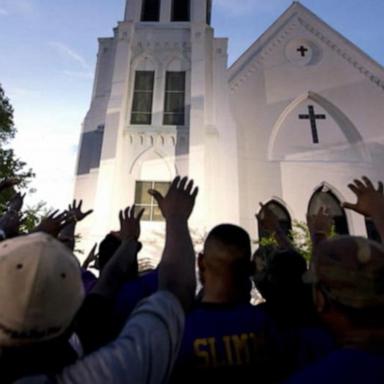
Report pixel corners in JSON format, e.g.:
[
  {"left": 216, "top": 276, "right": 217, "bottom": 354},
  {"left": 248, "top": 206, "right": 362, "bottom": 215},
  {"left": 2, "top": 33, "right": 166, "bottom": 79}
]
[{"left": 203, "top": 224, "right": 251, "bottom": 276}]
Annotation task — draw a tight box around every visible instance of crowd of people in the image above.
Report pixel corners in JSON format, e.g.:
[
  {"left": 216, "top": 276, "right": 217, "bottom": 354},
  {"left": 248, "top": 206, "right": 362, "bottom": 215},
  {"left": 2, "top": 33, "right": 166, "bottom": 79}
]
[{"left": 0, "top": 175, "right": 382, "bottom": 383}]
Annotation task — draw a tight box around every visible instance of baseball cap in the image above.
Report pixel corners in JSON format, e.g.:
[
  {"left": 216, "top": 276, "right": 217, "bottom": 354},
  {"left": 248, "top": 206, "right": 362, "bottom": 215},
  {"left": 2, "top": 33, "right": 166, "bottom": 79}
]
[
  {"left": 0, "top": 233, "right": 85, "bottom": 347},
  {"left": 306, "top": 236, "right": 384, "bottom": 309}
]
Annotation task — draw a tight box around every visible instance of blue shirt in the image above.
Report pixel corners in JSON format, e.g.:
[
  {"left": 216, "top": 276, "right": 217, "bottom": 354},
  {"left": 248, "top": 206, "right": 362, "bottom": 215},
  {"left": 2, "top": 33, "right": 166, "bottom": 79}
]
[
  {"left": 285, "top": 348, "right": 384, "bottom": 384},
  {"left": 172, "top": 302, "right": 283, "bottom": 383}
]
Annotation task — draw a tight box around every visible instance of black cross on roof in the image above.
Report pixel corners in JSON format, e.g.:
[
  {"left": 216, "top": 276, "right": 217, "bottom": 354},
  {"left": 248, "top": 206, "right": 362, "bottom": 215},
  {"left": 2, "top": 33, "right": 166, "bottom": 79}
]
[{"left": 297, "top": 46, "right": 309, "bottom": 57}]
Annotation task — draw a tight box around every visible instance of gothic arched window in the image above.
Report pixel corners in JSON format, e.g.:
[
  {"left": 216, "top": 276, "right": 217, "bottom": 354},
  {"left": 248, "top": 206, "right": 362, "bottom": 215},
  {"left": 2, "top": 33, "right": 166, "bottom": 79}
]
[
  {"left": 258, "top": 200, "right": 292, "bottom": 239},
  {"left": 308, "top": 187, "right": 349, "bottom": 235}
]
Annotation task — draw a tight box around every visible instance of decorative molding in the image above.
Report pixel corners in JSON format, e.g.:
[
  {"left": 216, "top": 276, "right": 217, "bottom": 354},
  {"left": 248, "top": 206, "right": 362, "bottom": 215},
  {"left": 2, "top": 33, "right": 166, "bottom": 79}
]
[
  {"left": 297, "top": 17, "right": 384, "bottom": 91},
  {"left": 127, "top": 131, "right": 177, "bottom": 148},
  {"left": 230, "top": 18, "right": 298, "bottom": 91},
  {"left": 230, "top": 10, "right": 384, "bottom": 93}
]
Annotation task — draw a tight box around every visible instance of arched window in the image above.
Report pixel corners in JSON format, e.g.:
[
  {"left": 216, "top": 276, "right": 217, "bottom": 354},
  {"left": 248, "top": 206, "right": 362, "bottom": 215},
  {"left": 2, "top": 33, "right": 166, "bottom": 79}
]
[
  {"left": 308, "top": 187, "right": 349, "bottom": 235},
  {"left": 258, "top": 200, "right": 292, "bottom": 239}
]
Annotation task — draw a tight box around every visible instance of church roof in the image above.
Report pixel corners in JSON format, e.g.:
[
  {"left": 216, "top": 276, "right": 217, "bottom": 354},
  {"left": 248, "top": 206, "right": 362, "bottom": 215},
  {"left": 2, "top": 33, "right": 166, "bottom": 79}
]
[{"left": 228, "top": 1, "right": 384, "bottom": 92}]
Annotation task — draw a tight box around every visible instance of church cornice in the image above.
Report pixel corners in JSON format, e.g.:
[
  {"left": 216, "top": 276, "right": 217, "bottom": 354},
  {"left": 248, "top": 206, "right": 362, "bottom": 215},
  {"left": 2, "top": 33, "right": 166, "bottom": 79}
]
[
  {"left": 297, "top": 17, "right": 384, "bottom": 92},
  {"left": 228, "top": 2, "right": 384, "bottom": 93}
]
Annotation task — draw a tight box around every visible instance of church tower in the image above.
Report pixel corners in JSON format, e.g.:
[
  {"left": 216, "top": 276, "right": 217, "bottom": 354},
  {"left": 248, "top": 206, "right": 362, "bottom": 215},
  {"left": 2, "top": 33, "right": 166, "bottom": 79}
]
[{"left": 74, "top": 0, "right": 239, "bottom": 259}]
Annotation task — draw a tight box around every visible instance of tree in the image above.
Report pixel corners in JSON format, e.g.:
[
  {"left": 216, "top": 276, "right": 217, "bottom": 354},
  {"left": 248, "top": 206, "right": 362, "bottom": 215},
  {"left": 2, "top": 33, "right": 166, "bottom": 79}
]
[{"left": 0, "top": 83, "right": 34, "bottom": 211}]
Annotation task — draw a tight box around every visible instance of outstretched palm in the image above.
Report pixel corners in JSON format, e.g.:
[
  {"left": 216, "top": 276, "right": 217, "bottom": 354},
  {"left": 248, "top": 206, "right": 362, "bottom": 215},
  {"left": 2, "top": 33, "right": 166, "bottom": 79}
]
[
  {"left": 343, "top": 176, "right": 384, "bottom": 218},
  {"left": 68, "top": 200, "right": 93, "bottom": 222}
]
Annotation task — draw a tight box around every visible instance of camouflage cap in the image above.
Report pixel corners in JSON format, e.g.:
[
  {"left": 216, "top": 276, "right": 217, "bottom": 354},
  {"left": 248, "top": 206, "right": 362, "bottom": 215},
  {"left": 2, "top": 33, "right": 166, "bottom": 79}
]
[{"left": 307, "top": 236, "right": 384, "bottom": 309}]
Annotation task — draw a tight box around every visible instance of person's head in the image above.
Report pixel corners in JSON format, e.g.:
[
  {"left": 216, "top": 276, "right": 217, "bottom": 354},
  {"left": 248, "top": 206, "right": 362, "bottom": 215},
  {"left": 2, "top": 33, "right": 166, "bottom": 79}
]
[
  {"left": 308, "top": 236, "right": 384, "bottom": 345},
  {"left": 198, "top": 224, "right": 252, "bottom": 303},
  {"left": 255, "top": 248, "right": 308, "bottom": 305},
  {"left": 98, "top": 232, "right": 122, "bottom": 271},
  {"left": 0, "top": 233, "right": 85, "bottom": 349},
  {"left": 252, "top": 245, "right": 275, "bottom": 275}
]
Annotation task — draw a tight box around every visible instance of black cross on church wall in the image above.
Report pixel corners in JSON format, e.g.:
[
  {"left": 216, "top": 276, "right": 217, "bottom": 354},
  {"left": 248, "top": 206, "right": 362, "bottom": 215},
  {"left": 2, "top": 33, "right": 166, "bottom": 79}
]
[
  {"left": 299, "top": 105, "right": 326, "bottom": 144},
  {"left": 297, "top": 46, "right": 308, "bottom": 57}
]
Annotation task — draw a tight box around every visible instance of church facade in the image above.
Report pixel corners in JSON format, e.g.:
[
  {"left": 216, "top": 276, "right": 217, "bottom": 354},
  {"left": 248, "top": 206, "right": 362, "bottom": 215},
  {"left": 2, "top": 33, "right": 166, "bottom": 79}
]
[{"left": 74, "top": 0, "right": 384, "bottom": 259}]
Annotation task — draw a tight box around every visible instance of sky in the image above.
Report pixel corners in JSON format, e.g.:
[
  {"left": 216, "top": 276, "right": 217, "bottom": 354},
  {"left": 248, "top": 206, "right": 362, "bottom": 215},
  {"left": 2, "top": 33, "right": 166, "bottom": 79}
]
[{"left": 0, "top": 0, "right": 383, "bottom": 210}]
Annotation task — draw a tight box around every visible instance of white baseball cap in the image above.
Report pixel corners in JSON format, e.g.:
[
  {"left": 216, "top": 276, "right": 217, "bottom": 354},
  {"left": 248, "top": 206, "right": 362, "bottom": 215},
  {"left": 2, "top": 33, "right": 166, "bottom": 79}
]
[{"left": 0, "top": 233, "right": 85, "bottom": 346}]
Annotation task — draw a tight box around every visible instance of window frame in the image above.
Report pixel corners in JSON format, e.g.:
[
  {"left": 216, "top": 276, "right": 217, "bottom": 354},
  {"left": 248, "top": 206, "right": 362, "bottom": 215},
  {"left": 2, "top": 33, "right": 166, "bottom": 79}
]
[
  {"left": 163, "top": 71, "right": 186, "bottom": 126},
  {"left": 134, "top": 181, "right": 171, "bottom": 222},
  {"left": 130, "top": 70, "right": 155, "bottom": 125},
  {"left": 257, "top": 200, "right": 292, "bottom": 239}
]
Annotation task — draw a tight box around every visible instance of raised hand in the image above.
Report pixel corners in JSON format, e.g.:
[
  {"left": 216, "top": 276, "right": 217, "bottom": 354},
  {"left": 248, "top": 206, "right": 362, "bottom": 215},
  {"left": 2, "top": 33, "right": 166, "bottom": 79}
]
[
  {"left": 148, "top": 176, "right": 198, "bottom": 221},
  {"left": 343, "top": 176, "right": 384, "bottom": 218},
  {"left": 67, "top": 199, "right": 93, "bottom": 223},
  {"left": 82, "top": 243, "right": 98, "bottom": 270},
  {"left": 118, "top": 205, "right": 145, "bottom": 241},
  {"left": 34, "top": 210, "right": 71, "bottom": 237}
]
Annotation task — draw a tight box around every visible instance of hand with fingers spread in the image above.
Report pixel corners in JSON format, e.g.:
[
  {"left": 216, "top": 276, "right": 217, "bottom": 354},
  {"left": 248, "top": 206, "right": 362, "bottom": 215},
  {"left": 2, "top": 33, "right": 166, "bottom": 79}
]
[
  {"left": 148, "top": 176, "right": 198, "bottom": 221},
  {"left": 343, "top": 176, "right": 384, "bottom": 218},
  {"left": 82, "top": 243, "right": 99, "bottom": 270},
  {"left": 119, "top": 205, "right": 145, "bottom": 242},
  {"left": 67, "top": 199, "right": 93, "bottom": 223},
  {"left": 92, "top": 206, "right": 144, "bottom": 299},
  {"left": 154, "top": 176, "right": 198, "bottom": 311},
  {"left": 34, "top": 210, "right": 71, "bottom": 238}
]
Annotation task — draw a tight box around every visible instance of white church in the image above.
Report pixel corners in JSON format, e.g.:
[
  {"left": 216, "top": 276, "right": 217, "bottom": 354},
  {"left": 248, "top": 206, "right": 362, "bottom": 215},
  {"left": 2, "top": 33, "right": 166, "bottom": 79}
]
[{"left": 74, "top": 0, "right": 384, "bottom": 260}]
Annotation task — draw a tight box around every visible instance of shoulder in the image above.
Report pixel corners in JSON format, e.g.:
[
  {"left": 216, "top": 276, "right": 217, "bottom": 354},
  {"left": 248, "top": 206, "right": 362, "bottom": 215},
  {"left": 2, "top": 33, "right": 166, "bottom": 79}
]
[{"left": 285, "top": 349, "right": 384, "bottom": 384}]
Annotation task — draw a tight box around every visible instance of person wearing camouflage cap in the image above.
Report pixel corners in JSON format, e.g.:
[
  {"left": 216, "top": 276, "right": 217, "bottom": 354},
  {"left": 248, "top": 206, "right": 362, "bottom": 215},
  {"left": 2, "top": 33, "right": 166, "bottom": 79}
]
[{"left": 286, "top": 235, "right": 384, "bottom": 384}]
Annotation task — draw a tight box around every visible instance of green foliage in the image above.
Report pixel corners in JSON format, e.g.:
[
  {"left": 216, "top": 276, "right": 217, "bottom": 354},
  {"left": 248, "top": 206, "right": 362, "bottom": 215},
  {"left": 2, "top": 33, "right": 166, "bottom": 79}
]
[
  {"left": 21, "top": 201, "right": 49, "bottom": 233},
  {"left": 0, "top": 85, "right": 16, "bottom": 143},
  {"left": 289, "top": 220, "right": 313, "bottom": 262},
  {"left": 0, "top": 84, "right": 34, "bottom": 209},
  {"left": 0, "top": 83, "right": 40, "bottom": 228},
  {"left": 258, "top": 235, "right": 278, "bottom": 248},
  {"left": 258, "top": 220, "right": 336, "bottom": 263}
]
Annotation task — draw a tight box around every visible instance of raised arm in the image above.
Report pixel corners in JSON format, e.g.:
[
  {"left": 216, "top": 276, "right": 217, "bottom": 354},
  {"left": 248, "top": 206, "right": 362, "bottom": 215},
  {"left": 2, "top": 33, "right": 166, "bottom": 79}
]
[
  {"left": 59, "top": 200, "right": 93, "bottom": 251},
  {"left": 91, "top": 205, "right": 144, "bottom": 298},
  {"left": 149, "top": 176, "right": 198, "bottom": 312},
  {"left": 343, "top": 176, "right": 384, "bottom": 241},
  {"left": 75, "top": 206, "right": 144, "bottom": 353}
]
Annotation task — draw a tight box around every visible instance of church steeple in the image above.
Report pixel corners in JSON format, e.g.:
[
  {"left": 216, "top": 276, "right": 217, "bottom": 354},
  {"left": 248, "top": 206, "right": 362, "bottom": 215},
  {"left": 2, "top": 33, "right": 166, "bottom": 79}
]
[{"left": 124, "top": 0, "right": 212, "bottom": 24}]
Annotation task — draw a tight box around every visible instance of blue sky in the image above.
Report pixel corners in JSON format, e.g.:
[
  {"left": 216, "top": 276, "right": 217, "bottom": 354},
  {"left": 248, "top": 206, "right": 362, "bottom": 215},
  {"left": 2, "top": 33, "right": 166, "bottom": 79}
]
[{"left": 0, "top": 0, "right": 383, "bottom": 209}]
